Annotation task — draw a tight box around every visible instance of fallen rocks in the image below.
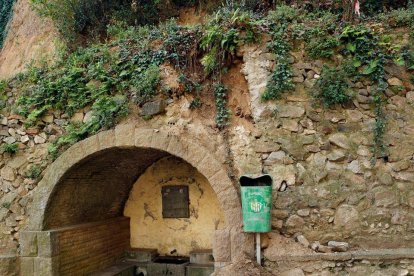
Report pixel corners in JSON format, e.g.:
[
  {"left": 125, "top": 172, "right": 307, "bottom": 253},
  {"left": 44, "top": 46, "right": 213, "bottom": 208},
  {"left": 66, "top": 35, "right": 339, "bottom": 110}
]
[{"left": 327, "top": 241, "right": 349, "bottom": 252}]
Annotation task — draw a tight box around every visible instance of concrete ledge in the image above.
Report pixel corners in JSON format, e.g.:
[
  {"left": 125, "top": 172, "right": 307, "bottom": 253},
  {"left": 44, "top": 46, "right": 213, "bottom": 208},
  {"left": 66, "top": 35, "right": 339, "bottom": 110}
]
[{"left": 269, "top": 248, "right": 414, "bottom": 262}]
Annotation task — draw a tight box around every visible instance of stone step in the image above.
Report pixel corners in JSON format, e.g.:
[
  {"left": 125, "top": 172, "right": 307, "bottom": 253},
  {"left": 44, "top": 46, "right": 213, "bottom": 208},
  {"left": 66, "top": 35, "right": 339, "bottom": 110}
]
[
  {"left": 90, "top": 261, "right": 136, "bottom": 276},
  {"left": 186, "top": 264, "right": 215, "bottom": 276},
  {"left": 189, "top": 249, "right": 214, "bottom": 265},
  {"left": 125, "top": 248, "right": 158, "bottom": 262}
]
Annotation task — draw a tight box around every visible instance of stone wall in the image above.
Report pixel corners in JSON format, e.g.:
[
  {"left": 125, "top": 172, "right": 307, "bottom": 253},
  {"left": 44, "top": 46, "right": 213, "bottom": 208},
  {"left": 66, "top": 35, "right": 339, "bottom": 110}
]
[
  {"left": 124, "top": 156, "right": 225, "bottom": 256},
  {"left": 238, "top": 43, "right": 414, "bottom": 255}
]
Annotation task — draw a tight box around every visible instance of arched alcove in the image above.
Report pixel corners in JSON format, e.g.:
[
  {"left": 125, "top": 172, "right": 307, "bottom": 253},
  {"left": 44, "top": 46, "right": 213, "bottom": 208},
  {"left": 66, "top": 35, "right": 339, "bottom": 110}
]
[{"left": 20, "top": 125, "right": 253, "bottom": 275}]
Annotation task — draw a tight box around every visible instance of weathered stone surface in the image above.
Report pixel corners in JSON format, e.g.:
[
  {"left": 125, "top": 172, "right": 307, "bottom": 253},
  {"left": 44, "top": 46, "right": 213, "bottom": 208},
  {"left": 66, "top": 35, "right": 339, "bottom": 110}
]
[
  {"left": 70, "top": 112, "right": 84, "bottom": 123},
  {"left": 329, "top": 133, "right": 350, "bottom": 149},
  {"left": 267, "top": 151, "right": 286, "bottom": 163},
  {"left": 141, "top": 100, "right": 166, "bottom": 116},
  {"left": 1, "top": 166, "right": 15, "bottom": 181},
  {"left": 280, "top": 268, "right": 305, "bottom": 276},
  {"left": 388, "top": 77, "right": 403, "bottom": 86},
  {"left": 334, "top": 205, "right": 359, "bottom": 228},
  {"left": 327, "top": 150, "right": 346, "bottom": 161},
  {"left": 328, "top": 241, "right": 349, "bottom": 252},
  {"left": 19, "top": 232, "right": 38, "bottom": 257},
  {"left": 377, "top": 171, "right": 393, "bottom": 185},
  {"left": 34, "top": 135, "right": 46, "bottom": 144},
  {"left": 346, "top": 109, "right": 364, "bottom": 122},
  {"left": 277, "top": 105, "right": 305, "bottom": 118},
  {"left": 268, "top": 164, "right": 296, "bottom": 190},
  {"left": 213, "top": 229, "right": 231, "bottom": 262},
  {"left": 3, "top": 136, "right": 16, "bottom": 144},
  {"left": 347, "top": 160, "right": 361, "bottom": 174},
  {"left": 281, "top": 119, "right": 299, "bottom": 132},
  {"left": 286, "top": 215, "right": 305, "bottom": 229},
  {"left": 406, "top": 91, "right": 414, "bottom": 103},
  {"left": 296, "top": 235, "right": 309, "bottom": 248},
  {"left": 41, "top": 114, "right": 54, "bottom": 123},
  {"left": 297, "top": 209, "right": 310, "bottom": 217},
  {"left": 374, "top": 188, "right": 398, "bottom": 207}
]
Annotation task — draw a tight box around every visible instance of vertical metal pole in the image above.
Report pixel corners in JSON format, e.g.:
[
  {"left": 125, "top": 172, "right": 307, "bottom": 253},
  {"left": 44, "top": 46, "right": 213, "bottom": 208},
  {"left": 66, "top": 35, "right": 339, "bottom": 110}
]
[{"left": 256, "top": 232, "right": 261, "bottom": 265}]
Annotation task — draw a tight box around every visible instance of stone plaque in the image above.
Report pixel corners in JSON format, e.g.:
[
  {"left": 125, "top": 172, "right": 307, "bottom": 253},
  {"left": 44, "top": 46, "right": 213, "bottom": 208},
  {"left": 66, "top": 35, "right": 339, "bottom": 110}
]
[{"left": 162, "top": 185, "right": 189, "bottom": 218}]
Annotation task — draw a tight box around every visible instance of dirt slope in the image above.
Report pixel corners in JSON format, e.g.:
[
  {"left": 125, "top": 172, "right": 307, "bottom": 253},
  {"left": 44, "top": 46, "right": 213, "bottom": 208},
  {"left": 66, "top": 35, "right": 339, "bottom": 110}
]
[{"left": 0, "top": 0, "right": 57, "bottom": 79}]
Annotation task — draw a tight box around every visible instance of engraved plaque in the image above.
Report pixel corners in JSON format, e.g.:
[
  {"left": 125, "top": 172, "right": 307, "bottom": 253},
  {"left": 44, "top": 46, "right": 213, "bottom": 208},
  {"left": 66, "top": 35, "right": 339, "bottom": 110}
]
[{"left": 162, "top": 185, "right": 189, "bottom": 218}]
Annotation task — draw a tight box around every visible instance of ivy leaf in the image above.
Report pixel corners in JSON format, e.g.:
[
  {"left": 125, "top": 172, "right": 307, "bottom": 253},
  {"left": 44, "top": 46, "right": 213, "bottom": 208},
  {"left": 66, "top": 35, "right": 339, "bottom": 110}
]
[
  {"left": 362, "top": 59, "right": 379, "bottom": 75},
  {"left": 346, "top": 43, "right": 356, "bottom": 53},
  {"left": 352, "top": 59, "right": 362, "bottom": 67},
  {"left": 393, "top": 57, "right": 405, "bottom": 66}
]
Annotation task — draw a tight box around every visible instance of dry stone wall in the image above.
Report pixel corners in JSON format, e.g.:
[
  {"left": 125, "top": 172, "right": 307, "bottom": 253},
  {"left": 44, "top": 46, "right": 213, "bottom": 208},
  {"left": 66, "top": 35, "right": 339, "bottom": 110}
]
[{"left": 239, "top": 43, "right": 414, "bottom": 272}]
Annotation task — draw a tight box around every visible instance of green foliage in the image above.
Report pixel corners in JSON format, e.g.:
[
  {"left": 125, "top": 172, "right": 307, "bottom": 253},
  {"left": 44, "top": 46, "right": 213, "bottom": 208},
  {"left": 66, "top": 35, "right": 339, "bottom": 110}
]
[
  {"left": 26, "top": 165, "right": 42, "bottom": 179},
  {"left": 0, "top": 80, "right": 7, "bottom": 109},
  {"left": 2, "top": 143, "right": 18, "bottom": 154},
  {"left": 49, "top": 95, "right": 128, "bottom": 158},
  {"left": 2, "top": 202, "right": 11, "bottom": 209},
  {"left": 263, "top": 60, "right": 294, "bottom": 100},
  {"left": 0, "top": 0, "right": 15, "bottom": 48},
  {"left": 262, "top": 24, "right": 294, "bottom": 101},
  {"left": 372, "top": 81, "right": 387, "bottom": 160},
  {"left": 131, "top": 64, "right": 161, "bottom": 105},
  {"left": 314, "top": 66, "right": 352, "bottom": 107},
  {"left": 189, "top": 98, "right": 202, "bottom": 109},
  {"left": 214, "top": 83, "right": 229, "bottom": 128},
  {"left": 401, "top": 46, "right": 414, "bottom": 70},
  {"left": 340, "top": 25, "right": 388, "bottom": 81},
  {"left": 306, "top": 36, "right": 339, "bottom": 59},
  {"left": 200, "top": 7, "right": 260, "bottom": 75}
]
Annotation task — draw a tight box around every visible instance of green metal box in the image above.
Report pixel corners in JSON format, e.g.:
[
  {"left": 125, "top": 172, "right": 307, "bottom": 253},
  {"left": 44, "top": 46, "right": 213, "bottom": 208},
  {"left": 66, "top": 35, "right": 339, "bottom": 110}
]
[{"left": 240, "top": 175, "right": 272, "bottom": 233}]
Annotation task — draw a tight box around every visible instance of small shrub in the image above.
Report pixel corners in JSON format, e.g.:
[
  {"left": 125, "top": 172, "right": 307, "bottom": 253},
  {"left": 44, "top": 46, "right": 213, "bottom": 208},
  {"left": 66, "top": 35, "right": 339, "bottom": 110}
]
[
  {"left": 2, "top": 143, "right": 18, "bottom": 154},
  {"left": 266, "top": 5, "right": 300, "bottom": 23},
  {"left": 263, "top": 23, "right": 294, "bottom": 101},
  {"left": 26, "top": 165, "right": 42, "bottom": 179},
  {"left": 314, "top": 66, "right": 352, "bottom": 107},
  {"left": 306, "top": 36, "right": 339, "bottom": 59},
  {"left": 262, "top": 60, "right": 294, "bottom": 100},
  {"left": 132, "top": 64, "right": 161, "bottom": 105}
]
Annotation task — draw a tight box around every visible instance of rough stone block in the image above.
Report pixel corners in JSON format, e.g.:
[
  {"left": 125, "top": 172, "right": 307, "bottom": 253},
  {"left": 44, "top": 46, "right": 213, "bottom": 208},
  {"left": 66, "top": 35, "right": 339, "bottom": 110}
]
[
  {"left": 0, "top": 255, "right": 18, "bottom": 276},
  {"left": 97, "top": 129, "right": 115, "bottom": 149},
  {"left": 134, "top": 129, "right": 153, "bottom": 147},
  {"left": 150, "top": 131, "right": 170, "bottom": 151},
  {"left": 20, "top": 231, "right": 38, "bottom": 257},
  {"left": 197, "top": 155, "right": 221, "bottom": 179},
  {"left": 20, "top": 257, "right": 35, "bottom": 276},
  {"left": 80, "top": 135, "right": 99, "bottom": 156},
  {"left": 213, "top": 229, "right": 231, "bottom": 262},
  {"left": 141, "top": 100, "right": 165, "bottom": 117},
  {"left": 115, "top": 124, "right": 135, "bottom": 147},
  {"left": 231, "top": 229, "right": 254, "bottom": 260},
  {"left": 37, "top": 231, "right": 59, "bottom": 257},
  {"left": 34, "top": 257, "right": 59, "bottom": 276}
]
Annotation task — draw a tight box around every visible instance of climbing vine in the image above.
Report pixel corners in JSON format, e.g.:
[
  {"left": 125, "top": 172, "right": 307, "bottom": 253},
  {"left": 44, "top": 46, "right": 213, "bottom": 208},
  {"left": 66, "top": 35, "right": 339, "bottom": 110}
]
[{"left": 0, "top": 0, "right": 15, "bottom": 48}]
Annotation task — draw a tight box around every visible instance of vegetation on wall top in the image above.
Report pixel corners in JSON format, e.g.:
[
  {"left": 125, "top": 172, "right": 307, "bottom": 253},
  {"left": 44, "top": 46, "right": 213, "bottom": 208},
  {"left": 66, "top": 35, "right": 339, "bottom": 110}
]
[{"left": 2, "top": 0, "right": 414, "bottom": 160}]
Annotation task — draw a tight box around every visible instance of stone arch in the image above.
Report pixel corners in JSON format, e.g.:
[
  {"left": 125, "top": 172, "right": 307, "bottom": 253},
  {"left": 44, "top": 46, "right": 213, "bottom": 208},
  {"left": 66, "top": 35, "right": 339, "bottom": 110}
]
[{"left": 21, "top": 124, "right": 252, "bottom": 275}]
